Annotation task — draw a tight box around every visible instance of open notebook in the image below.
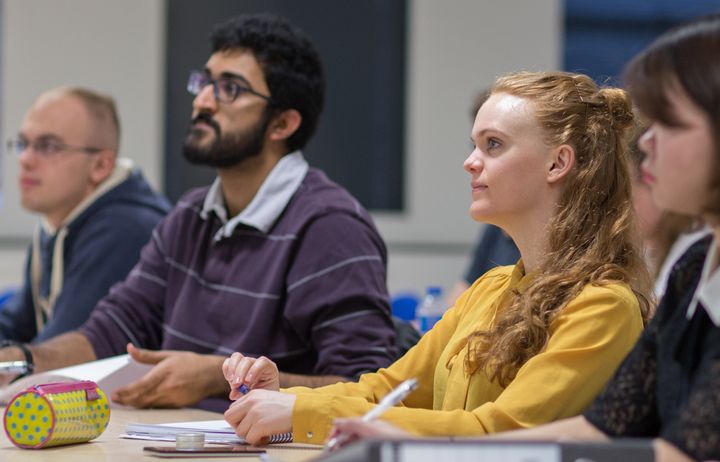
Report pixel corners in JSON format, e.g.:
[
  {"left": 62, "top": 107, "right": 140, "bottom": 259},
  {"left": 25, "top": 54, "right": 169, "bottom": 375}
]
[
  {"left": 0, "top": 354, "right": 152, "bottom": 407},
  {"left": 123, "top": 419, "right": 293, "bottom": 444}
]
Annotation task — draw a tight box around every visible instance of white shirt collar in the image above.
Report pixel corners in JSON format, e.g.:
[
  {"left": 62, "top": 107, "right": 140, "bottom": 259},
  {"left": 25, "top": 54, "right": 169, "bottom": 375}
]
[
  {"left": 200, "top": 151, "right": 309, "bottom": 240},
  {"left": 654, "top": 227, "right": 712, "bottom": 298},
  {"left": 687, "top": 236, "right": 720, "bottom": 326}
]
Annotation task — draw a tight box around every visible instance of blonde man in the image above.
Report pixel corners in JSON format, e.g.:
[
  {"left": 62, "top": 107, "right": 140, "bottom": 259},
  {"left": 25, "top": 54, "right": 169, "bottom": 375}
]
[{"left": 0, "top": 87, "right": 169, "bottom": 347}]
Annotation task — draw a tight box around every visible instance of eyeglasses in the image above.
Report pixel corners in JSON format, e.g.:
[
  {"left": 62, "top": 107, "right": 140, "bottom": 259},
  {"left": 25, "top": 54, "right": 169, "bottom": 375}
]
[
  {"left": 187, "top": 70, "right": 272, "bottom": 104},
  {"left": 7, "top": 138, "right": 104, "bottom": 158}
]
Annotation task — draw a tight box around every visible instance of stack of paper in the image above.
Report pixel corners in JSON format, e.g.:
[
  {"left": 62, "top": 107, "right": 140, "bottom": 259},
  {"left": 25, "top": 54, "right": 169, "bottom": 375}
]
[
  {"left": 124, "top": 420, "right": 245, "bottom": 444},
  {"left": 123, "top": 420, "right": 293, "bottom": 444}
]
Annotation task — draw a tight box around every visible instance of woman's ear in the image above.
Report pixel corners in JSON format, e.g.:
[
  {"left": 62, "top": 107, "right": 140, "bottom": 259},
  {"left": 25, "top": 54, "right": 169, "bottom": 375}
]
[
  {"left": 547, "top": 144, "right": 575, "bottom": 184},
  {"left": 268, "top": 109, "right": 302, "bottom": 142}
]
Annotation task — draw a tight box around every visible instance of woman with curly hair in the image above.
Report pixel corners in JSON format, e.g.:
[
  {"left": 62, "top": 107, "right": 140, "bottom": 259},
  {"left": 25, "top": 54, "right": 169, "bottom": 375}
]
[
  {"left": 491, "top": 14, "right": 720, "bottom": 462},
  {"left": 324, "top": 13, "right": 720, "bottom": 462},
  {"left": 221, "top": 70, "right": 652, "bottom": 445}
]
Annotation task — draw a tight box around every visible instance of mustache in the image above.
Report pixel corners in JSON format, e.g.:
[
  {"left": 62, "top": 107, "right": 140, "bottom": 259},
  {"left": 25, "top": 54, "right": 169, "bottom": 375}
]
[{"left": 191, "top": 113, "right": 221, "bottom": 136}]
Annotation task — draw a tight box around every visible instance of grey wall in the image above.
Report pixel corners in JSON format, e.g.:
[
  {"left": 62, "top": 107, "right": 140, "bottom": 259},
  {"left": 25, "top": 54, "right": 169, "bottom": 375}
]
[
  {"left": 0, "top": 0, "right": 561, "bottom": 296},
  {"left": 0, "top": 0, "right": 165, "bottom": 238},
  {"left": 381, "top": 0, "right": 561, "bottom": 293}
]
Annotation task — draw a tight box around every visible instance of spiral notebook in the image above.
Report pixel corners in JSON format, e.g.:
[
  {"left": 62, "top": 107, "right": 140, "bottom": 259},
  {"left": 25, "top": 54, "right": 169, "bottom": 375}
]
[{"left": 123, "top": 419, "right": 293, "bottom": 444}]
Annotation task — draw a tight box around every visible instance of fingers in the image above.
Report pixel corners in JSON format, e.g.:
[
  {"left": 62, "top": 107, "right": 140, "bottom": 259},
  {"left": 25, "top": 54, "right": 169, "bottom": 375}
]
[
  {"left": 224, "top": 353, "right": 281, "bottom": 396},
  {"left": 224, "top": 397, "right": 250, "bottom": 434},
  {"left": 225, "top": 353, "right": 254, "bottom": 385},
  {"left": 223, "top": 355, "right": 241, "bottom": 400},
  {"left": 328, "top": 422, "right": 343, "bottom": 438},
  {"left": 222, "top": 352, "right": 244, "bottom": 382},
  {"left": 329, "top": 418, "right": 361, "bottom": 442},
  {"left": 245, "top": 425, "right": 271, "bottom": 447},
  {"left": 0, "top": 373, "right": 19, "bottom": 387},
  {"left": 226, "top": 355, "right": 256, "bottom": 396},
  {"left": 224, "top": 390, "right": 294, "bottom": 447},
  {"left": 326, "top": 425, "right": 342, "bottom": 444},
  {"left": 112, "top": 367, "right": 164, "bottom": 408},
  {"left": 230, "top": 394, "right": 265, "bottom": 439},
  {"left": 237, "top": 359, "right": 258, "bottom": 388},
  {"left": 246, "top": 356, "right": 278, "bottom": 388},
  {"left": 235, "top": 411, "right": 254, "bottom": 440},
  {"left": 327, "top": 419, "right": 369, "bottom": 450},
  {"left": 127, "top": 343, "right": 169, "bottom": 365}
]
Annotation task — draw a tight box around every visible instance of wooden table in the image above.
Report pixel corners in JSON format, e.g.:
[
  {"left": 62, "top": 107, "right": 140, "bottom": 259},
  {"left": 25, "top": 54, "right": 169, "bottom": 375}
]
[{"left": 0, "top": 407, "right": 323, "bottom": 462}]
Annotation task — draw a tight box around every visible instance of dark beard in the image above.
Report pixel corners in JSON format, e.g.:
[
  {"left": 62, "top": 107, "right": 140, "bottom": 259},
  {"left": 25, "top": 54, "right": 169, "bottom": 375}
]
[{"left": 182, "top": 111, "right": 271, "bottom": 168}]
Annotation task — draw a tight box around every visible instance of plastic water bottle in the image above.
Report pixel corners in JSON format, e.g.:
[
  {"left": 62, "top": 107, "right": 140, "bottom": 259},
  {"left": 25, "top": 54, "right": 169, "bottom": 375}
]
[{"left": 417, "top": 286, "right": 445, "bottom": 333}]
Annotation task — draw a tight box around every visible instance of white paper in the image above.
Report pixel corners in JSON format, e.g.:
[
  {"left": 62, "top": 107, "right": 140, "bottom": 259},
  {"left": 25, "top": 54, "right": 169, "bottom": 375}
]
[
  {"left": 0, "top": 354, "right": 152, "bottom": 407},
  {"left": 123, "top": 419, "right": 293, "bottom": 444},
  {"left": 124, "top": 419, "right": 245, "bottom": 444},
  {"left": 130, "top": 419, "right": 235, "bottom": 434}
]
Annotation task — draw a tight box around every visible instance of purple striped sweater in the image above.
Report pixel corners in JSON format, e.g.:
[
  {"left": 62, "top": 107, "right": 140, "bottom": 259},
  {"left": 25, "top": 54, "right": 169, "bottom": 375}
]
[{"left": 79, "top": 168, "right": 395, "bottom": 380}]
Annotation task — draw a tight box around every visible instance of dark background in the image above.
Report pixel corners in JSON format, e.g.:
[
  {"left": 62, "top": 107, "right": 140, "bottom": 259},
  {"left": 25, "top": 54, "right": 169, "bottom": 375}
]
[
  {"left": 564, "top": 0, "right": 720, "bottom": 85},
  {"left": 164, "top": 0, "right": 407, "bottom": 210}
]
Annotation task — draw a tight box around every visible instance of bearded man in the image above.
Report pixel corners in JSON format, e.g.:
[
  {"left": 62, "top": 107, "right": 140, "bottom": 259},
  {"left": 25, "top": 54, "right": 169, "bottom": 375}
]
[{"left": 0, "top": 14, "right": 395, "bottom": 411}]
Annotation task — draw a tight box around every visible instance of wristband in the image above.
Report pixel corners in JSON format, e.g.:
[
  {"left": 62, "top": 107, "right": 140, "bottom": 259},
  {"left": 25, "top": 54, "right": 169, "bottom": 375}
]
[{"left": 0, "top": 340, "right": 34, "bottom": 375}]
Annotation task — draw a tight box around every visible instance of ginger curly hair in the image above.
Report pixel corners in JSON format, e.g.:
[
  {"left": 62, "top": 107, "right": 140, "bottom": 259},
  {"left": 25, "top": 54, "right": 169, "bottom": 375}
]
[{"left": 465, "top": 71, "right": 653, "bottom": 387}]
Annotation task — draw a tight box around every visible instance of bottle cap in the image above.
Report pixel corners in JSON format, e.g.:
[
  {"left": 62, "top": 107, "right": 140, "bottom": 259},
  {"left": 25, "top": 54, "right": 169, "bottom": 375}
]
[
  {"left": 176, "top": 432, "right": 205, "bottom": 450},
  {"left": 426, "top": 286, "right": 443, "bottom": 296}
]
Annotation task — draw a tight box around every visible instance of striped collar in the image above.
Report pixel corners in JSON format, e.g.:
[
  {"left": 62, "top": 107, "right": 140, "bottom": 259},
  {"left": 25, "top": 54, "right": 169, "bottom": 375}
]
[{"left": 201, "top": 151, "right": 309, "bottom": 240}]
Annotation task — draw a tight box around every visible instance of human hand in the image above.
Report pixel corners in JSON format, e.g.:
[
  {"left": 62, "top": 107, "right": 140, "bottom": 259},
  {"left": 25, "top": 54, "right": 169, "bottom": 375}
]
[
  {"left": 0, "top": 370, "right": 20, "bottom": 388},
  {"left": 224, "top": 389, "right": 295, "bottom": 446},
  {"left": 111, "top": 343, "right": 224, "bottom": 408},
  {"left": 222, "top": 352, "right": 279, "bottom": 400},
  {"left": 327, "top": 418, "right": 412, "bottom": 450},
  {"left": 653, "top": 439, "right": 694, "bottom": 462}
]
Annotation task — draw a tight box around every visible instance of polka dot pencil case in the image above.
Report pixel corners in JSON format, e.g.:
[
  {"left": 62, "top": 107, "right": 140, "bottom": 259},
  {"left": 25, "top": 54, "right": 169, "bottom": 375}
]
[{"left": 3, "top": 380, "right": 110, "bottom": 449}]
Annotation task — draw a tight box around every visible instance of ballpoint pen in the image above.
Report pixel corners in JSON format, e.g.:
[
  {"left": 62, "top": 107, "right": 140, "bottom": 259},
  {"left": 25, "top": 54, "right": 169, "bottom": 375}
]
[
  {"left": 235, "top": 383, "right": 250, "bottom": 395},
  {"left": 325, "top": 377, "right": 419, "bottom": 452},
  {"left": 0, "top": 360, "right": 31, "bottom": 375}
]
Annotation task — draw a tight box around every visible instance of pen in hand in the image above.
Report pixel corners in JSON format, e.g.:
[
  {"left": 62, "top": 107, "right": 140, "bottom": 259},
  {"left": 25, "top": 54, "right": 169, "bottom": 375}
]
[
  {"left": 238, "top": 384, "right": 250, "bottom": 394},
  {"left": 235, "top": 383, "right": 250, "bottom": 396},
  {"left": 325, "top": 378, "right": 418, "bottom": 452}
]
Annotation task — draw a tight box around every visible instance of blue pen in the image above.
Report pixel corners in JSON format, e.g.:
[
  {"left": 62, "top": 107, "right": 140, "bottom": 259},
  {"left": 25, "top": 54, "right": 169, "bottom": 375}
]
[{"left": 236, "top": 383, "right": 250, "bottom": 395}]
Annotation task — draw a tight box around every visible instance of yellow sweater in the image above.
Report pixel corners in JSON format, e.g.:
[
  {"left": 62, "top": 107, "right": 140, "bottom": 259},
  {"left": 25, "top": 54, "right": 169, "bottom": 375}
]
[{"left": 286, "top": 264, "right": 643, "bottom": 444}]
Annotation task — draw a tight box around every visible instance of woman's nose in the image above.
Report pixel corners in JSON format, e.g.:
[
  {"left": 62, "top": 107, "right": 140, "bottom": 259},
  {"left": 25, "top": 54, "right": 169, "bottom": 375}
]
[
  {"left": 637, "top": 128, "right": 655, "bottom": 158},
  {"left": 463, "top": 149, "right": 482, "bottom": 173}
]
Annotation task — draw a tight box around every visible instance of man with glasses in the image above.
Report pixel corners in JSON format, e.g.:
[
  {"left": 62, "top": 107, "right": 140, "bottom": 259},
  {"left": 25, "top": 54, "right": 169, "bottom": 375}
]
[
  {"left": 0, "top": 87, "right": 169, "bottom": 350},
  {"left": 0, "top": 14, "right": 395, "bottom": 411}
]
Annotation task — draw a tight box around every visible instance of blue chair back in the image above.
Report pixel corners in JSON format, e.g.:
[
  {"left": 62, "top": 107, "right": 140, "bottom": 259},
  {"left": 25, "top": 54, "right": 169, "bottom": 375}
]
[
  {"left": 0, "top": 287, "right": 18, "bottom": 312},
  {"left": 391, "top": 292, "right": 419, "bottom": 322}
]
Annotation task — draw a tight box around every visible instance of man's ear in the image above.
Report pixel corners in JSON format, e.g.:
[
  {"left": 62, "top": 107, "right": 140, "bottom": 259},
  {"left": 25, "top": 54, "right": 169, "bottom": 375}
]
[
  {"left": 268, "top": 109, "right": 302, "bottom": 142},
  {"left": 547, "top": 144, "right": 575, "bottom": 184},
  {"left": 89, "top": 151, "right": 117, "bottom": 185}
]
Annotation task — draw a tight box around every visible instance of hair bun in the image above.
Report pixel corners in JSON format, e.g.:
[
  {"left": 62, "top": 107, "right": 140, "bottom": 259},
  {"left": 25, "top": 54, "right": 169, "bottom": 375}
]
[{"left": 597, "top": 88, "right": 634, "bottom": 131}]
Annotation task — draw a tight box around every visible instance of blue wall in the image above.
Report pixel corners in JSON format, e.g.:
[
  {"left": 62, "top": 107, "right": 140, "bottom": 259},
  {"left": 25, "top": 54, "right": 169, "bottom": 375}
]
[{"left": 564, "top": 0, "right": 720, "bottom": 84}]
